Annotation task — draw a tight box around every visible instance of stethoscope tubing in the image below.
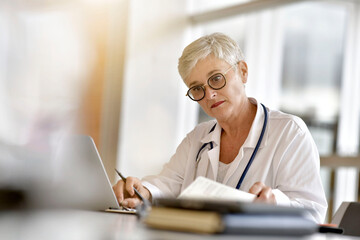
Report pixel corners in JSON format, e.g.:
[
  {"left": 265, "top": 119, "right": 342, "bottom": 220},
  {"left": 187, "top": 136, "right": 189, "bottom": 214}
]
[
  {"left": 235, "top": 103, "right": 267, "bottom": 189},
  {"left": 194, "top": 103, "right": 268, "bottom": 190}
]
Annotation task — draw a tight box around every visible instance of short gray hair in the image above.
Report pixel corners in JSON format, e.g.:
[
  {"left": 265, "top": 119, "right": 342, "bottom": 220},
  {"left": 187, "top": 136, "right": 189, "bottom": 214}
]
[{"left": 178, "top": 32, "right": 245, "bottom": 81}]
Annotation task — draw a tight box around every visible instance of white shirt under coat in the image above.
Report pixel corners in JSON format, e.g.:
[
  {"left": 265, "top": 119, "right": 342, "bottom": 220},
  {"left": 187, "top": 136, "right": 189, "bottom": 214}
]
[{"left": 142, "top": 98, "right": 328, "bottom": 223}]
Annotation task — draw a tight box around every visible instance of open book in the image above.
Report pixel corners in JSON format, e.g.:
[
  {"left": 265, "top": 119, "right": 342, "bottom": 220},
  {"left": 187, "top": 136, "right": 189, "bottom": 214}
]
[
  {"left": 146, "top": 177, "right": 317, "bottom": 235},
  {"left": 178, "top": 176, "right": 256, "bottom": 202}
]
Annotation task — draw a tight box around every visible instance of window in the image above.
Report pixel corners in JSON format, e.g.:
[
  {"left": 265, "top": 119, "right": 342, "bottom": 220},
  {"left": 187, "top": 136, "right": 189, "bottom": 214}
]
[{"left": 280, "top": 3, "right": 346, "bottom": 156}]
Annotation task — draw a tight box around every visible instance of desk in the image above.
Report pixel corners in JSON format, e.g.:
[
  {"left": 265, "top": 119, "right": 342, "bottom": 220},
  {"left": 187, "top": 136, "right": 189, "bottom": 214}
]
[{"left": 0, "top": 209, "right": 357, "bottom": 240}]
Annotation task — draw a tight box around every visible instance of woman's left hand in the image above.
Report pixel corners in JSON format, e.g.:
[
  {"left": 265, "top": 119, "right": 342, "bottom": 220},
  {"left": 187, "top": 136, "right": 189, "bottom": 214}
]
[{"left": 249, "top": 182, "right": 276, "bottom": 204}]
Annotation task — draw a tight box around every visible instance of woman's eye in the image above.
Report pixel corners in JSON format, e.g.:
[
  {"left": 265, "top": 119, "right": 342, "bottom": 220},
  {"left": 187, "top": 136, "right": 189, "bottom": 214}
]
[
  {"left": 192, "top": 86, "right": 202, "bottom": 92},
  {"left": 210, "top": 74, "right": 223, "bottom": 83}
]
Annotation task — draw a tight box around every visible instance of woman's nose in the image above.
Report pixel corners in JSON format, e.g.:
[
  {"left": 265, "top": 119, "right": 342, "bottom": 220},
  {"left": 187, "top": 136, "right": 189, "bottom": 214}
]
[{"left": 205, "top": 86, "right": 217, "bottom": 99}]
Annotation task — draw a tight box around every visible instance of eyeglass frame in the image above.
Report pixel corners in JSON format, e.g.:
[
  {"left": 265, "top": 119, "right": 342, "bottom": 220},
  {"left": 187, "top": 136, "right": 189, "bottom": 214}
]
[{"left": 185, "top": 64, "right": 235, "bottom": 101}]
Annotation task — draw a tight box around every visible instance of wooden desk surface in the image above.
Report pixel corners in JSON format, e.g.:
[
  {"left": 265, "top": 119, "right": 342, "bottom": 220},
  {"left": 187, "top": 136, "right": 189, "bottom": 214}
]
[{"left": 0, "top": 209, "right": 357, "bottom": 240}]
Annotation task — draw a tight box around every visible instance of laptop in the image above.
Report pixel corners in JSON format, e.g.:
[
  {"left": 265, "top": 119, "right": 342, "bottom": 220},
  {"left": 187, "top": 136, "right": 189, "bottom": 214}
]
[{"left": 51, "top": 135, "right": 135, "bottom": 213}]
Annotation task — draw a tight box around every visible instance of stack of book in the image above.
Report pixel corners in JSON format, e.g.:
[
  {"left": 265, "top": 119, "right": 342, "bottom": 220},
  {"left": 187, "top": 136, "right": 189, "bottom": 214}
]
[{"left": 143, "top": 177, "right": 318, "bottom": 236}]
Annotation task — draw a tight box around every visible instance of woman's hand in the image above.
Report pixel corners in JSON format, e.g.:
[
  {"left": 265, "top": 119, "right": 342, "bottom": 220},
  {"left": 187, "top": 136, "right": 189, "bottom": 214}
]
[
  {"left": 249, "top": 182, "right": 276, "bottom": 204},
  {"left": 112, "top": 176, "right": 151, "bottom": 208}
]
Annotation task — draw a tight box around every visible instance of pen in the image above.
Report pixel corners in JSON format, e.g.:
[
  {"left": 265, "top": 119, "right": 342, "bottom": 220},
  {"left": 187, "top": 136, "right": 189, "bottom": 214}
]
[{"left": 115, "top": 169, "right": 150, "bottom": 206}]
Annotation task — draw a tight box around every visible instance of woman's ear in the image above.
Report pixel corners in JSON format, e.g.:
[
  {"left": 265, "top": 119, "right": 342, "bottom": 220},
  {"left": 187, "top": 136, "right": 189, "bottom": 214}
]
[{"left": 237, "top": 61, "right": 248, "bottom": 83}]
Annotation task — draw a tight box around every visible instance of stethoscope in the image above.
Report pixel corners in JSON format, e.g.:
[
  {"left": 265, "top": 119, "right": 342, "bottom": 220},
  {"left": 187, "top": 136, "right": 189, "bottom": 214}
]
[{"left": 195, "top": 103, "right": 268, "bottom": 190}]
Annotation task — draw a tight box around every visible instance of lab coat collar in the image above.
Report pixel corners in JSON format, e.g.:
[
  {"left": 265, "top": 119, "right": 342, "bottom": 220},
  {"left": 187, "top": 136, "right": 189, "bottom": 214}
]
[
  {"left": 200, "top": 121, "right": 222, "bottom": 147},
  {"left": 243, "top": 98, "right": 269, "bottom": 149}
]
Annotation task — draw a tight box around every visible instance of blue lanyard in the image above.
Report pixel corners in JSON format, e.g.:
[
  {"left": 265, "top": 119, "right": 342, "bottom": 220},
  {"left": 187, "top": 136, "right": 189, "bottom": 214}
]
[{"left": 195, "top": 103, "right": 268, "bottom": 189}]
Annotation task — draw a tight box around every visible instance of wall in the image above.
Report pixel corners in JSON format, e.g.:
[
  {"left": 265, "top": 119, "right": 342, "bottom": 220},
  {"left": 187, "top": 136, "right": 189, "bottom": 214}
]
[{"left": 117, "top": 0, "right": 198, "bottom": 178}]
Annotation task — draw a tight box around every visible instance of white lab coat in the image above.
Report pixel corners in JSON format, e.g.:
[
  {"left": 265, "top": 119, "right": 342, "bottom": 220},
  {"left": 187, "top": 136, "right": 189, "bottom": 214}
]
[{"left": 142, "top": 98, "right": 328, "bottom": 223}]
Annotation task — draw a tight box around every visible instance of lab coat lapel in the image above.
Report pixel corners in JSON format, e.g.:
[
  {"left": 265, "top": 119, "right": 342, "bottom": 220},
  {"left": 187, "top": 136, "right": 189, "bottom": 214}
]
[
  {"left": 196, "top": 145, "right": 219, "bottom": 180},
  {"left": 206, "top": 145, "right": 219, "bottom": 179},
  {"left": 198, "top": 123, "right": 222, "bottom": 180}
]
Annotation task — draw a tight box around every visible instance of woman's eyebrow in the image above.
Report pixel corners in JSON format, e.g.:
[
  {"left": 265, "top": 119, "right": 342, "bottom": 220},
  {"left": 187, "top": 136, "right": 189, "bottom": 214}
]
[
  {"left": 188, "top": 68, "right": 221, "bottom": 87},
  {"left": 189, "top": 80, "right": 202, "bottom": 88},
  {"left": 207, "top": 69, "right": 220, "bottom": 77}
]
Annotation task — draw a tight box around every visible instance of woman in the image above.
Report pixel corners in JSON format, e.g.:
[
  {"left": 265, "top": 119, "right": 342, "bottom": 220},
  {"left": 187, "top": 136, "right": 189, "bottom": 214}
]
[{"left": 113, "top": 33, "right": 327, "bottom": 223}]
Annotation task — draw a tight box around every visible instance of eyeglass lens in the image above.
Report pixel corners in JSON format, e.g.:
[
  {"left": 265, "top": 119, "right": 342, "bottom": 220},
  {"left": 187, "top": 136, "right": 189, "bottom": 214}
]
[{"left": 188, "top": 73, "right": 226, "bottom": 101}]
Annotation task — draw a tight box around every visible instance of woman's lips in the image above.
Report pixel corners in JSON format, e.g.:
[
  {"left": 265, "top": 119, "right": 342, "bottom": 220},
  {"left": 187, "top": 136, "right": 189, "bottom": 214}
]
[{"left": 211, "top": 101, "right": 225, "bottom": 108}]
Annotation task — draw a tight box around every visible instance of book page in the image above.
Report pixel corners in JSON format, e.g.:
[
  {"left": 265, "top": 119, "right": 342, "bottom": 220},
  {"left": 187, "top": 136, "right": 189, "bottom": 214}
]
[{"left": 178, "top": 176, "right": 256, "bottom": 202}]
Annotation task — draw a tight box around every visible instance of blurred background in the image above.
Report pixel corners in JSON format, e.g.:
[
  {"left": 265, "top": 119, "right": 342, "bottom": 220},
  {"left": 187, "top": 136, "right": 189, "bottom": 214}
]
[{"left": 0, "top": 0, "right": 359, "bottom": 223}]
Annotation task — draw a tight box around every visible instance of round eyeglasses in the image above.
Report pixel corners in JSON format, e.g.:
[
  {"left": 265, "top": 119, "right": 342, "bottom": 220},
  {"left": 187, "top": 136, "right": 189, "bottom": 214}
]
[{"left": 186, "top": 65, "right": 234, "bottom": 101}]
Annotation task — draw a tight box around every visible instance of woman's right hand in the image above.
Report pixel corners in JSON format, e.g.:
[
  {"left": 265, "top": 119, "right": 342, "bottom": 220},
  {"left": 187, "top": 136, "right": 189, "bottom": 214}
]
[{"left": 112, "top": 176, "right": 151, "bottom": 208}]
